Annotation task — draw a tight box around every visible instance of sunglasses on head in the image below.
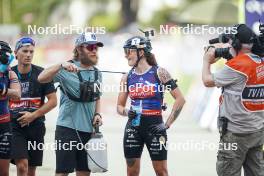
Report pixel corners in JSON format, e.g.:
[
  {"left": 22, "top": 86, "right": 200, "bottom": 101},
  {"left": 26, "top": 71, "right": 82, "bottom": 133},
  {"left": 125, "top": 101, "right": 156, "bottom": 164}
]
[
  {"left": 82, "top": 44, "right": 98, "bottom": 51},
  {"left": 19, "top": 37, "right": 35, "bottom": 46},
  {"left": 15, "top": 37, "right": 35, "bottom": 51}
]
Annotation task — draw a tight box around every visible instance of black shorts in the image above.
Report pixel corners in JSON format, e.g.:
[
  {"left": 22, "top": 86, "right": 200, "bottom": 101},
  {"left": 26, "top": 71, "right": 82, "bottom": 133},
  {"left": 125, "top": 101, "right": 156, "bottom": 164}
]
[
  {"left": 11, "top": 119, "right": 46, "bottom": 166},
  {"left": 55, "top": 125, "right": 92, "bottom": 173},
  {"left": 123, "top": 116, "right": 168, "bottom": 161},
  {"left": 0, "top": 122, "right": 12, "bottom": 159}
]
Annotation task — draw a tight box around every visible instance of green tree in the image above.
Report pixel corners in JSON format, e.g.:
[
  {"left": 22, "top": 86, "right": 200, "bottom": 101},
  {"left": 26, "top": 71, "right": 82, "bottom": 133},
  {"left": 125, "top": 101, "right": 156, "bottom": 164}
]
[
  {"left": 121, "top": 0, "right": 139, "bottom": 27},
  {"left": 0, "top": 0, "right": 67, "bottom": 31}
]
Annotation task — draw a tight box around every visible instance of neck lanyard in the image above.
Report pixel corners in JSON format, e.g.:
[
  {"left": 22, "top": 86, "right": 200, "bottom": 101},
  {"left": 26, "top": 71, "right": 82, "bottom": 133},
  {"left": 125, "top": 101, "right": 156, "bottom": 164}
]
[{"left": 17, "top": 66, "right": 32, "bottom": 80}]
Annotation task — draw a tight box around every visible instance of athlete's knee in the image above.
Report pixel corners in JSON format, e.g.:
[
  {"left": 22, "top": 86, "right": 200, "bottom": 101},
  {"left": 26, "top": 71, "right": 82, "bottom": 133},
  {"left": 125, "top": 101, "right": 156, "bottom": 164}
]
[
  {"left": 0, "top": 160, "right": 9, "bottom": 176},
  {"left": 16, "top": 160, "right": 28, "bottom": 175},
  {"left": 126, "top": 158, "right": 140, "bottom": 176},
  {"left": 153, "top": 162, "right": 168, "bottom": 176},
  {"left": 155, "top": 169, "right": 168, "bottom": 176},
  {"left": 28, "top": 166, "right": 36, "bottom": 176},
  {"left": 154, "top": 166, "right": 168, "bottom": 176},
  {"left": 76, "top": 171, "right": 90, "bottom": 176},
  {"left": 127, "top": 168, "right": 140, "bottom": 176}
]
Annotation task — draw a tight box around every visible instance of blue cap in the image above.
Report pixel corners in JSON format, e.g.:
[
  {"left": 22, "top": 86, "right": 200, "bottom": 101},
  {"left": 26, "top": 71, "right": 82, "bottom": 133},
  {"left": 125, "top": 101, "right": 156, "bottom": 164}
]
[
  {"left": 15, "top": 37, "right": 35, "bottom": 51},
  {"left": 75, "top": 32, "right": 103, "bottom": 47}
]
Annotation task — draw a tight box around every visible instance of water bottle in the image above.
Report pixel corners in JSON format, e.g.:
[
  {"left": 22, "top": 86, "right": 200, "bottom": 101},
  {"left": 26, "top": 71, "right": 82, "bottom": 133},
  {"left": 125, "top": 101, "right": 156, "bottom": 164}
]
[
  {"left": 131, "top": 100, "right": 142, "bottom": 127},
  {"left": 86, "top": 126, "right": 108, "bottom": 173}
]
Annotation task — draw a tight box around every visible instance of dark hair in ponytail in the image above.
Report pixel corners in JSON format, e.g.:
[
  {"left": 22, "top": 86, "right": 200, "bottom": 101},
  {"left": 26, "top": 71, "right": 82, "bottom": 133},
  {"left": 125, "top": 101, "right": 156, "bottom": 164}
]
[{"left": 145, "top": 52, "right": 158, "bottom": 66}]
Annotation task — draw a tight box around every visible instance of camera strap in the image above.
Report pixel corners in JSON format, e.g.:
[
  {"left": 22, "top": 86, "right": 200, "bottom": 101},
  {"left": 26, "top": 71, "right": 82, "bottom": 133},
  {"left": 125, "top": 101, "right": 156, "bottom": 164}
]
[
  {"left": 71, "top": 117, "right": 108, "bottom": 172},
  {"left": 218, "top": 87, "right": 229, "bottom": 139}
]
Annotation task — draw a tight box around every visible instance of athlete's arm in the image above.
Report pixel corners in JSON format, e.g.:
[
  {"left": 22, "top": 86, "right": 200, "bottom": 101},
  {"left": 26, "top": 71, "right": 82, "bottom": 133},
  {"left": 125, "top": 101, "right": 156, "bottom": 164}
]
[
  {"left": 117, "top": 74, "right": 129, "bottom": 116},
  {"left": 32, "top": 92, "right": 57, "bottom": 118},
  {"left": 95, "top": 72, "right": 102, "bottom": 115},
  {"left": 93, "top": 99, "right": 103, "bottom": 126},
  {"left": 6, "top": 71, "right": 21, "bottom": 100},
  {"left": 18, "top": 92, "right": 57, "bottom": 127},
  {"left": 38, "top": 62, "right": 78, "bottom": 83},
  {"left": 95, "top": 99, "right": 101, "bottom": 114},
  {"left": 158, "top": 67, "right": 185, "bottom": 128}
]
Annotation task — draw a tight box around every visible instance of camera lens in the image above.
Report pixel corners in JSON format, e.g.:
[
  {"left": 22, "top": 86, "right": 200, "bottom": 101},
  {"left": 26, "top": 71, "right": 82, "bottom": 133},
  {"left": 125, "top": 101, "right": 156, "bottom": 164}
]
[
  {"left": 215, "top": 48, "right": 233, "bottom": 60},
  {"left": 0, "top": 52, "right": 9, "bottom": 65},
  {"left": 0, "top": 58, "right": 8, "bottom": 65}
]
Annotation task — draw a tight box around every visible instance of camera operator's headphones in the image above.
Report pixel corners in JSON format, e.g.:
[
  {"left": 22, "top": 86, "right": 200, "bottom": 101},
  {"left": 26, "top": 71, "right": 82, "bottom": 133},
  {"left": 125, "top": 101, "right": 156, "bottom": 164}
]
[
  {"left": 215, "top": 24, "right": 243, "bottom": 51},
  {"left": 230, "top": 24, "right": 255, "bottom": 52},
  {"left": 231, "top": 24, "right": 243, "bottom": 51}
]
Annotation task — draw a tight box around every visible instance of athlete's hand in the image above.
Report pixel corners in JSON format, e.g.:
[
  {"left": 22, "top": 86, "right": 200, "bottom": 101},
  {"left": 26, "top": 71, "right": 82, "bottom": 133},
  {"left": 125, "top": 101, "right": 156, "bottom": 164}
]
[
  {"left": 17, "top": 111, "right": 37, "bottom": 127},
  {"left": 149, "top": 123, "right": 169, "bottom": 134},
  {"left": 61, "top": 62, "right": 79, "bottom": 72},
  {"left": 128, "top": 109, "right": 137, "bottom": 120},
  {"left": 93, "top": 114, "right": 103, "bottom": 126}
]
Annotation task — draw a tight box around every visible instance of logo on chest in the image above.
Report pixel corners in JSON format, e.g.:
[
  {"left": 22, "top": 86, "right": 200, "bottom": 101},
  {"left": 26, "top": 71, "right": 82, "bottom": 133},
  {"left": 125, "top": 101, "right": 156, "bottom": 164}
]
[
  {"left": 129, "top": 81, "right": 157, "bottom": 99},
  {"left": 21, "top": 82, "right": 30, "bottom": 94}
]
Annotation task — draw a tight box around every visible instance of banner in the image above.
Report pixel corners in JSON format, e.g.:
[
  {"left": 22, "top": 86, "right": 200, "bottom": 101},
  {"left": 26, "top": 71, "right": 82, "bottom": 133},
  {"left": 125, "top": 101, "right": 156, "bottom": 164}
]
[{"left": 245, "top": 0, "right": 264, "bottom": 32}]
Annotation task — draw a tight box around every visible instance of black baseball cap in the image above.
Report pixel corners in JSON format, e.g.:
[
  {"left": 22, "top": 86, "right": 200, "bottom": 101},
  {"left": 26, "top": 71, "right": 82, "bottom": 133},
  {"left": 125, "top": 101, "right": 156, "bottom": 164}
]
[{"left": 235, "top": 24, "right": 255, "bottom": 44}]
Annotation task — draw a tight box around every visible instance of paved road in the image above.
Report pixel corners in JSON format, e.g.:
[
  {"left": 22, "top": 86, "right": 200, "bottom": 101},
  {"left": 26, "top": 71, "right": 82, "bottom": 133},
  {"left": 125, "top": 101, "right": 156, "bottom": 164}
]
[{"left": 10, "top": 95, "right": 219, "bottom": 176}]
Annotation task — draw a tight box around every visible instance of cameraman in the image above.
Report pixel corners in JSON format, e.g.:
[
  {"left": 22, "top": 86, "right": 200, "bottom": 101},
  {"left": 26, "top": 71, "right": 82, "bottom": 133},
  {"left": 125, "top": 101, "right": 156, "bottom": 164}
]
[
  {"left": 202, "top": 24, "right": 264, "bottom": 176},
  {"left": 0, "top": 41, "right": 21, "bottom": 176}
]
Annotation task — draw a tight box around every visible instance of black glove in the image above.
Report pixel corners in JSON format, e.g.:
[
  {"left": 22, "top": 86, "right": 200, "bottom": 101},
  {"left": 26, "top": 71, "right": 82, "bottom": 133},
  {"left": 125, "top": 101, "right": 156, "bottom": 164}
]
[
  {"left": 149, "top": 123, "right": 169, "bottom": 134},
  {"left": 128, "top": 109, "right": 137, "bottom": 120}
]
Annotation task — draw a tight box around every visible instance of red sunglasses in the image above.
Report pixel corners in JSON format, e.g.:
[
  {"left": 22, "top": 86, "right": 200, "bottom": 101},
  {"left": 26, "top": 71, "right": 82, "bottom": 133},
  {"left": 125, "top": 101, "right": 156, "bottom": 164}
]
[{"left": 82, "top": 44, "right": 98, "bottom": 51}]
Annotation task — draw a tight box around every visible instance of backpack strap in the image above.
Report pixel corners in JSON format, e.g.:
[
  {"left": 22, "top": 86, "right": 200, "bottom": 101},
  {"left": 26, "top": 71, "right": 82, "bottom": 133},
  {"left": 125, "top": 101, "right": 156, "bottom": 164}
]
[
  {"left": 57, "top": 59, "right": 76, "bottom": 92},
  {"left": 77, "top": 72, "right": 83, "bottom": 82},
  {"left": 93, "top": 66, "right": 98, "bottom": 81},
  {"left": 76, "top": 66, "right": 98, "bottom": 82}
]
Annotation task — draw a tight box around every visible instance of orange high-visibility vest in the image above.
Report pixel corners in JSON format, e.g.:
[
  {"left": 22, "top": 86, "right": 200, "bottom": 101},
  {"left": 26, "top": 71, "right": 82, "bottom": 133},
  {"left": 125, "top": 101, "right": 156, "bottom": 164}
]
[{"left": 225, "top": 53, "right": 264, "bottom": 112}]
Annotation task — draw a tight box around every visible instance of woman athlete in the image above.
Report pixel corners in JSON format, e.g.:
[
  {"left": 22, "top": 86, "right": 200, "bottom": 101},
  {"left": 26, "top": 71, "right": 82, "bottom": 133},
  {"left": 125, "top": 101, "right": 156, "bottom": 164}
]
[{"left": 117, "top": 36, "right": 185, "bottom": 176}]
